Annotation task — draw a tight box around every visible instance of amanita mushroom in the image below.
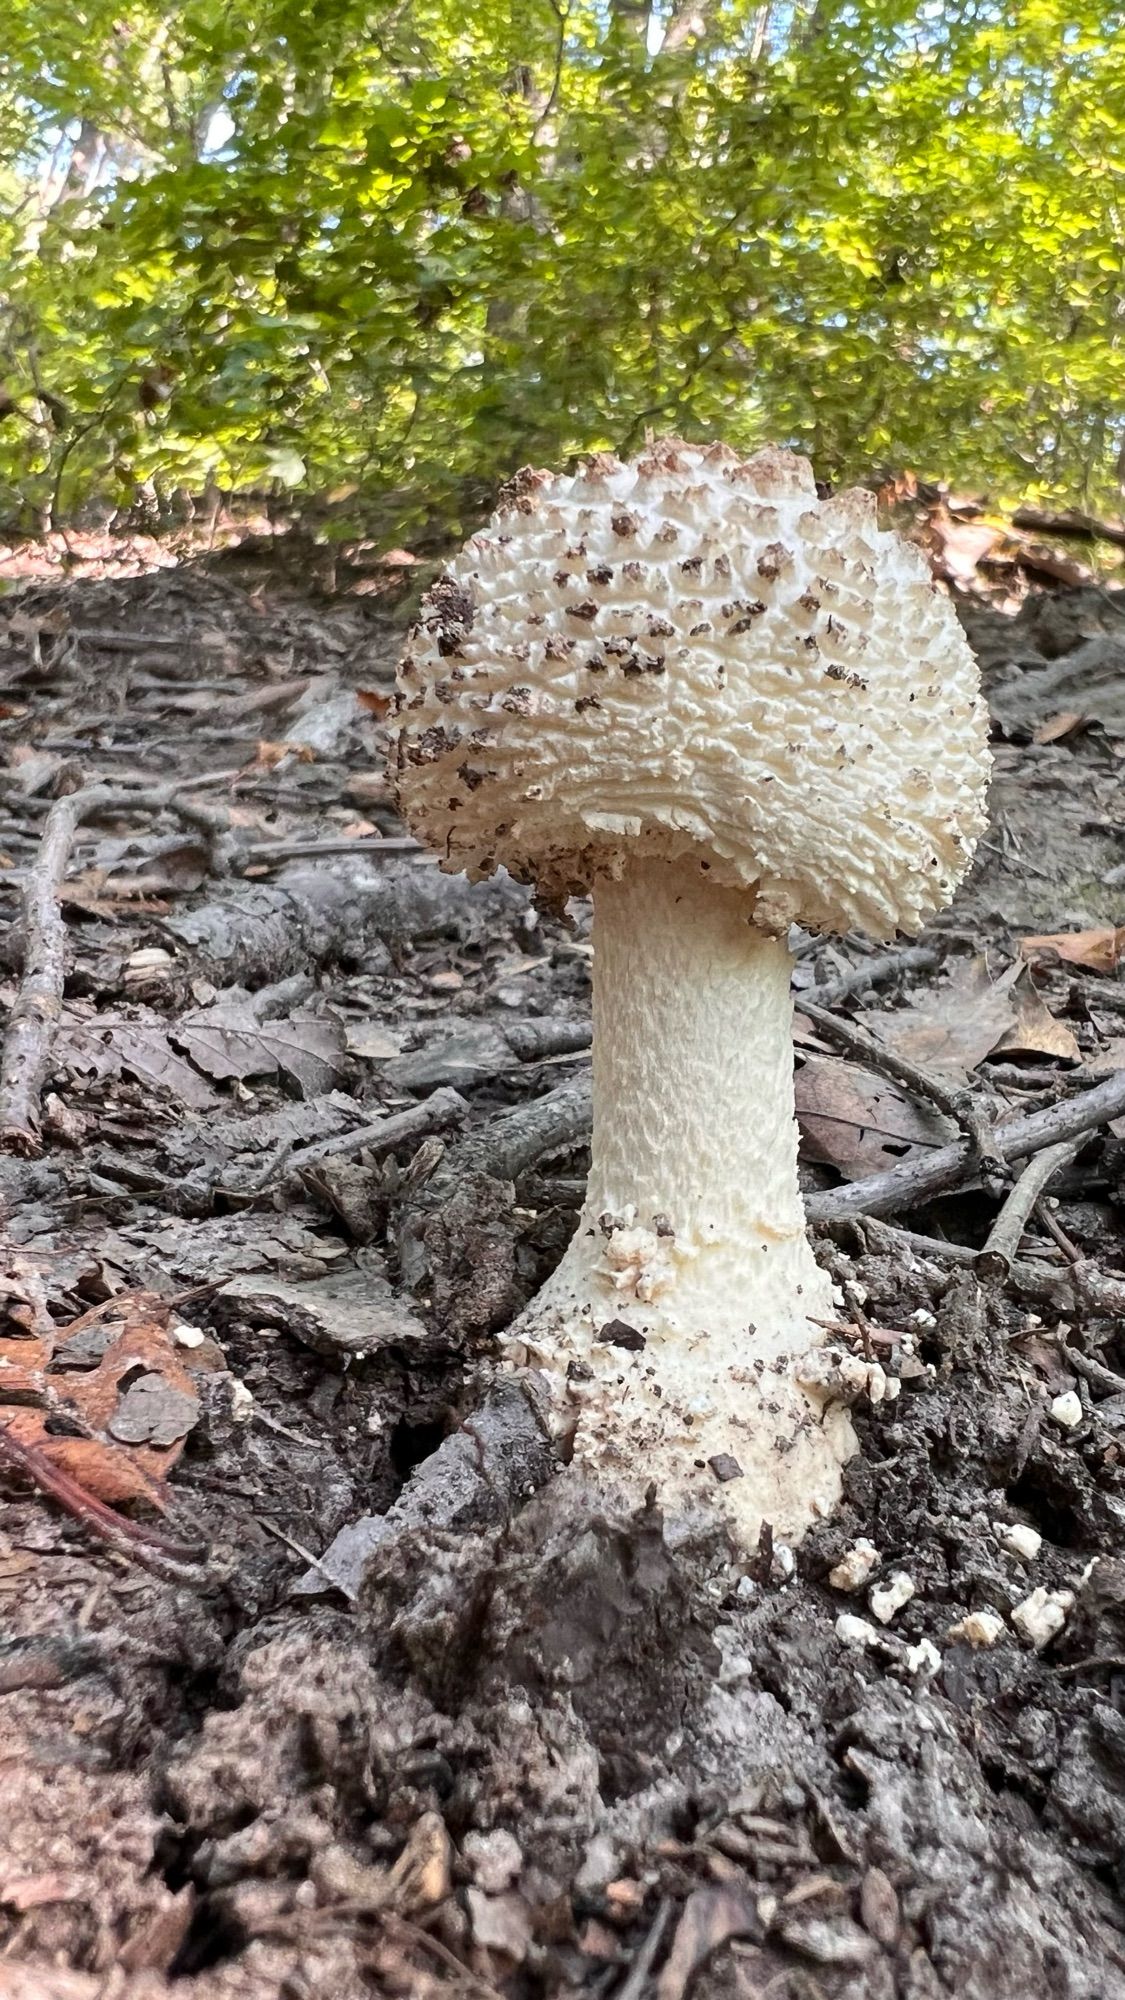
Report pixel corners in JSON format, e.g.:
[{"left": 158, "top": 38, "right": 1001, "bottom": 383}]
[{"left": 391, "top": 440, "right": 990, "bottom": 1547}]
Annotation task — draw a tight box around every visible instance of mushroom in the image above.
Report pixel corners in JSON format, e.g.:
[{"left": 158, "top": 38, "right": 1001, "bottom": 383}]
[{"left": 390, "top": 439, "right": 990, "bottom": 1548}]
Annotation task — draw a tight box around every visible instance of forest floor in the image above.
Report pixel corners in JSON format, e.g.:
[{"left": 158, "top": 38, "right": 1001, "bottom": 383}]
[{"left": 1, "top": 519, "right": 1125, "bottom": 2000}]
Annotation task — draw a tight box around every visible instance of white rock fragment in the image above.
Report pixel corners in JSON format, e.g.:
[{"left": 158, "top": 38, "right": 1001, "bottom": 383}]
[
  {"left": 229, "top": 1378, "right": 254, "bottom": 1423},
  {"left": 994, "top": 1522, "right": 1042, "bottom": 1564},
  {"left": 946, "top": 1610, "right": 1005, "bottom": 1649},
  {"left": 1011, "top": 1587, "right": 1075, "bottom": 1650},
  {"left": 869, "top": 1572, "right": 915, "bottom": 1625},
  {"left": 829, "top": 1539, "right": 881, "bottom": 1592},
  {"left": 905, "top": 1638, "right": 942, "bottom": 1679},
  {"left": 172, "top": 1321, "right": 206, "bottom": 1350},
  {"left": 1049, "top": 1391, "right": 1082, "bottom": 1430},
  {"left": 836, "top": 1613, "right": 880, "bottom": 1648}
]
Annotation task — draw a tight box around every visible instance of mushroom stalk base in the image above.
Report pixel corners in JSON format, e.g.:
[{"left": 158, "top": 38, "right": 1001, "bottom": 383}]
[{"left": 503, "top": 856, "right": 856, "bottom": 1549}]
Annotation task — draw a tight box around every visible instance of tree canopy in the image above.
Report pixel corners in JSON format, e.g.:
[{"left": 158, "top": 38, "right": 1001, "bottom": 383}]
[{"left": 1, "top": 0, "right": 1122, "bottom": 539}]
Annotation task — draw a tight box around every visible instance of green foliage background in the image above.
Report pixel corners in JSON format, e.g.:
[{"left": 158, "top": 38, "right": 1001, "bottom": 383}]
[{"left": 1, "top": 0, "right": 1123, "bottom": 538}]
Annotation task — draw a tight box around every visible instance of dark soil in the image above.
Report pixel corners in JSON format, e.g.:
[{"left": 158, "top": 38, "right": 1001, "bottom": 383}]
[{"left": 2, "top": 533, "right": 1125, "bottom": 1999}]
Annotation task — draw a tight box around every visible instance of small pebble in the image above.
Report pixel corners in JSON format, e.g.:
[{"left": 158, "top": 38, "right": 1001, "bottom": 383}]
[
  {"left": 1049, "top": 1391, "right": 1082, "bottom": 1430},
  {"left": 172, "top": 1321, "right": 205, "bottom": 1350},
  {"left": 829, "top": 1538, "right": 881, "bottom": 1593},
  {"left": 946, "top": 1610, "right": 1005, "bottom": 1649},
  {"left": 994, "top": 1522, "right": 1042, "bottom": 1563},
  {"left": 836, "top": 1613, "right": 879, "bottom": 1648},
  {"left": 1011, "top": 1587, "right": 1075, "bottom": 1649},
  {"left": 870, "top": 1572, "right": 915, "bottom": 1625}
]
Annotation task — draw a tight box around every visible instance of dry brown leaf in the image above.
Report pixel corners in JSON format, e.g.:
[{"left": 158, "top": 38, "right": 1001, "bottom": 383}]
[
  {"left": 797, "top": 1057, "right": 955, "bottom": 1181},
  {"left": 991, "top": 978, "right": 1081, "bottom": 1064},
  {"left": 857, "top": 958, "right": 1020, "bottom": 1078},
  {"left": 0, "top": 1290, "right": 202, "bottom": 1511},
  {"left": 250, "top": 739, "right": 316, "bottom": 770},
  {"left": 1020, "top": 927, "right": 1125, "bottom": 974},
  {"left": 1033, "top": 711, "right": 1086, "bottom": 744}
]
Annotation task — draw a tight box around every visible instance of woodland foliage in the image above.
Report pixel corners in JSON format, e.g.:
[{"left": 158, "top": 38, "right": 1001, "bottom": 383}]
[{"left": 1, "top": 0, "right": 1123, "bottom": 538}]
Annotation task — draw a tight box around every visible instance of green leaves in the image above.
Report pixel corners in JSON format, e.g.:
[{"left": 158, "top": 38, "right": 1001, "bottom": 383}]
[{"left": 0, "top": 0, "right": 1123, "bottom": 536}]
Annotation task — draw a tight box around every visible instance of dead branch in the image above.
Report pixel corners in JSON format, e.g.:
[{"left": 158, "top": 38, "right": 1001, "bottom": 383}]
[
  {"left": 0, "top": 781, "right": 237, "bottom": 1151},
  {"left": 255, "top": 1086, "right": 468, "bottom": 1193},
  {"left": 394, "top": 1074, "right": 593, "bottom": 1330},
  {"left": 802, "top": 943, "right": 939, "bottom": 1007},
  {"left": 449, "top": 1070, "right": 593, "bottom": 1182},
  {"left": 844, "top": 1215, "right": 1125, "bottom": 1320},
  {"left": 159, "top": 861, "right": 529, "bottom": 986},
  {"left": 805, "top": 1064, "right": 1125, "bottom": 1223},
  {"left": 975, "top": 1139, "right": 1082, "bottom": 1278}
]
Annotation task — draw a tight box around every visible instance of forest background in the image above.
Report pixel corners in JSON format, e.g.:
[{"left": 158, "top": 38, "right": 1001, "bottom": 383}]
[{"left": 1, "top": 0, "right": 1122, "bottom": 547}]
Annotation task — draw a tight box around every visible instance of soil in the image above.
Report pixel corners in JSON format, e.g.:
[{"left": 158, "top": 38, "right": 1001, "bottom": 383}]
[{"left": 2, "top": 530, "right": 1125, "bottom": 1999}]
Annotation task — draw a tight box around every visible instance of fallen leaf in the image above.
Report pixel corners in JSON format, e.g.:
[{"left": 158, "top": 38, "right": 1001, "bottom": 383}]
[
  {"left": 357, "top": 688, "right": 393, "bottom": 718},
  {"left": 857, "top": 958, "right": 1020, "bottom": 1077},
  {"left": 0, "top": 1288, "right": 205, "bottom": 1512},
  {"left": 57, "top": 1017, "right": 221, "bottom": 1109},
  {"left": 1033, "top": 711, "right": 1086, "bottom": 744},
  {"left": 1020, "top": 927, "right": 1125, "bottom": 974},
  {"left": 990, "top": 977, "right": 1081, "bottom": 1064},
  {"left": 345, "top": 1022, "right": 407, "bottom": 1060},
  {"left": 797, "top": 1057, "right": 956, "bottom": 1180},
  {"left": 249, "top": 739, "right": 316, "bottom": 770},
  {"left": 174, "top": 1002, "right": 348, "bottom": 1096}
]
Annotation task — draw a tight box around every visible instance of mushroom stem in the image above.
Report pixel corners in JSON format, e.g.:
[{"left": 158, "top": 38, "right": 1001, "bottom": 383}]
[{"left": 505, "top": 854, "right": 856, "bottom": 1546}]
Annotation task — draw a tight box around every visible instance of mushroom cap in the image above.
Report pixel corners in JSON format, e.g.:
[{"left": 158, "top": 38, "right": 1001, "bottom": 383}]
[{"left": 390, "top": 439, "right": 990, "bottom": 935}]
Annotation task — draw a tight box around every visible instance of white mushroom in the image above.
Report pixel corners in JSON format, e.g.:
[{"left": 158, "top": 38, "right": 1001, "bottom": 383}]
[{"left": 391, "top": 439, "right": 990, "bottom": 1549}]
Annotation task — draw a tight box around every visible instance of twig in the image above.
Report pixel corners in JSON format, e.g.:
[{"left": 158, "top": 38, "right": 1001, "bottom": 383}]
[
  {"left": 1059, "top": 1345, "right": 1125, "bottom": 1398},
  {"left": 841, "top": 1215, "right": 1125, "bottom": 1319},
  {"left": 615, "top": 1898, "right": 674, "bottom": 2000},
  {"left": 0, "top": 782, "right": 239, "bottom": 1150},
  {"left": 805, "top": 1064, "right": 1125, "bottom": 1222},
  {"left": 243, "top": 834, "right": 421, "bottom": 864},
  {"left": 975, "top": 1139, "right": 1082, "bottom": 1277},
  {"left": 454, "top": 1071, "right": 592, "bottom": 1182},
  {"left": 247, "top": 1087, "right": 469, "bottom": 1193},
  {"left": 800, "top": 944, "right": 939, "bottom": 1007},
  {"left": 797, "top": 997, "right": 1002, "bottom": 1166}
]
